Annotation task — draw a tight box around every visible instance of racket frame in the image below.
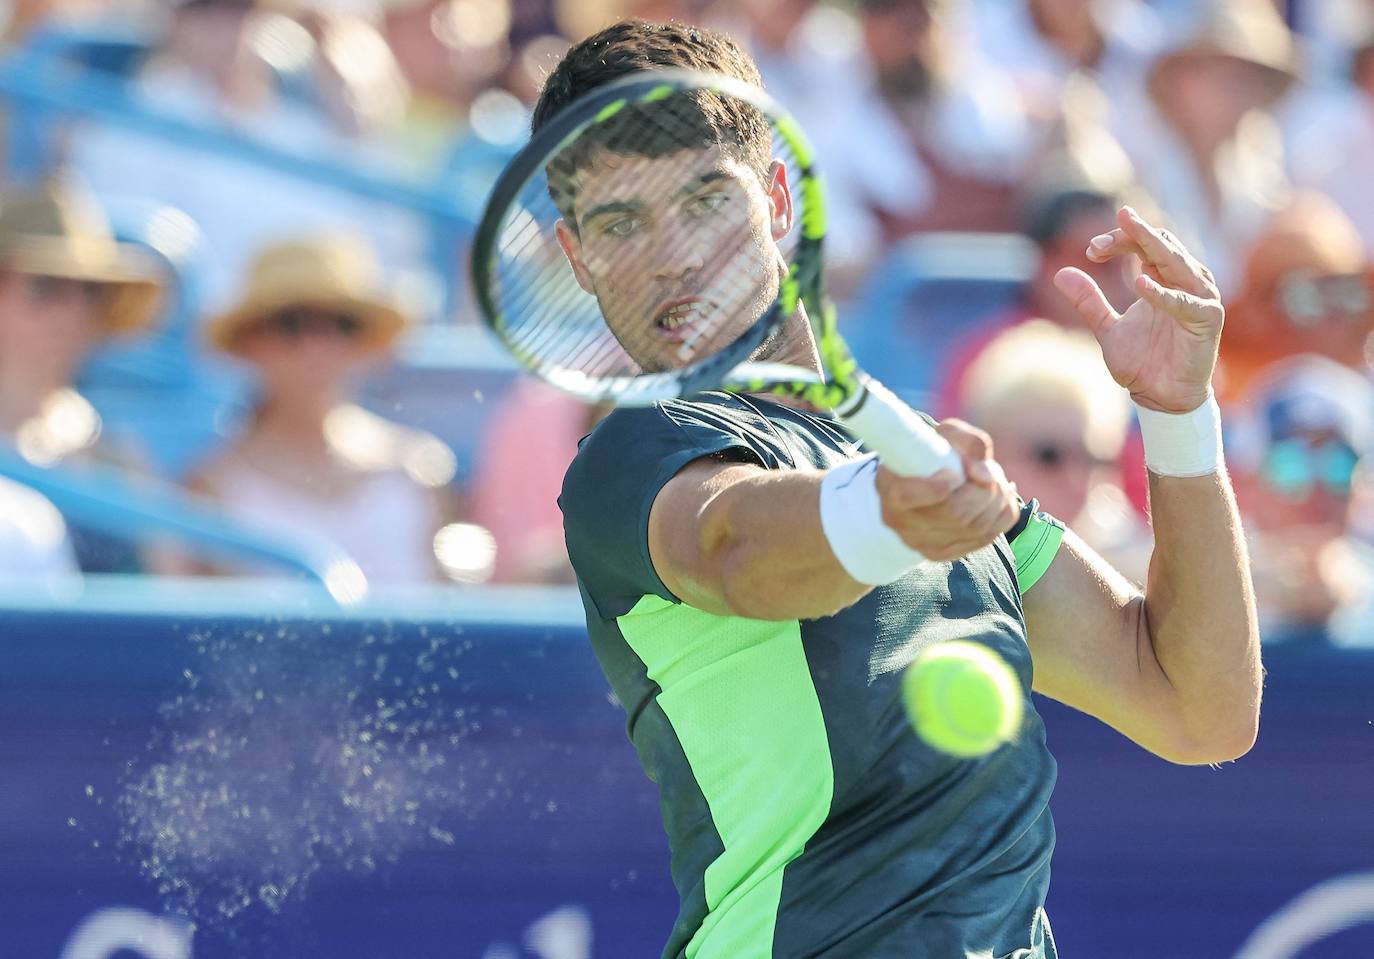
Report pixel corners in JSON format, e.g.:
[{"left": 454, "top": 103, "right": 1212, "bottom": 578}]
[
  {"left": 471, "top": 69, "right": 827, "bottom": 406},
  {"left": 471, "top": 68, "right": 962, "bottom": 478}
]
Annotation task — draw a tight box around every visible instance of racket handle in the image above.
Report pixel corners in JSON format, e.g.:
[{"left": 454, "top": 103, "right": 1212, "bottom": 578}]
[{"left": 842, "top": 375, "right": 965, "bottom": 480}]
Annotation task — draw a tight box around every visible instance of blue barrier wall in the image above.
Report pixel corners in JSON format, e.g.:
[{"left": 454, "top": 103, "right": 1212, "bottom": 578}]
[{"left": 0, "top": 588, "right": 1371, "bottom": 958}]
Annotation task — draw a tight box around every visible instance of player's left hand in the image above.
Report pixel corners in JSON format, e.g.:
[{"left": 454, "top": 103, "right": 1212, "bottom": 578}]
[{"left": 1052, "top": 205, "right": 1223, "bottom": 414}]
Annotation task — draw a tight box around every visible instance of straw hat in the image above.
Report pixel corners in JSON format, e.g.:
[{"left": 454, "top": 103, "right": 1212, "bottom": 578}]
[
  {"left": 1148, "top": 0, "right": 1300, "bottom": 108},
  {"left": 0, "top": 180, "right": 165, "bottom": 335},
  {"left": 206, "top": 235, "right": 410, "bottom": 355}
]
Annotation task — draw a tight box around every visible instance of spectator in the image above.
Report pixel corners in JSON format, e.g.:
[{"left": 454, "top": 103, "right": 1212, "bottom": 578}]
[
  {"left": 64, "top": 0, "right": 427, "bottom": 311},
  {"left": 187, "top": 235, "right": 455, "bottom": 584},
  {"left": 820, "top": 0, "right": 1033, "bottom": 242},
  {"left": 934, "top": 135, "right": 1139, "bottom": 418},
  {"left": 0, "top": 477, "right": 78, "bottom": 582},
  {"left": 1289, "top": 29, "right": 1374, "bottom": 250},
  {"left": 284, "top": 2, "right": 412, "bottom": 141},
  {"left": 1220, "top": 192, "right": 1373, "bottom": 404},
  {"left": 1123, "top": 0, "right": 1299, "bottom": 292},
  {"left": 0, "top": 177, "right": 169, "bottom": 572},
  {"left": 553, "top": 0, "right": 720, "bottom": 40},
  {"left": 959, "top": 319, "right": 1150, "bottom": 582},
  {"left": 1229, "top": 355, "right": 1374, "bottom": 644},
  {"left": 729, "top": 0, "right": 879, "bottom": 286},
  {"left": 469, "top": 380, "right": 608, "bottom": 584},
  {"left": 971, "top": 0, "right": 1162, "bottom": 133},
  {"left": 382, "top": 0, "right": 521, "bottom": 175}
]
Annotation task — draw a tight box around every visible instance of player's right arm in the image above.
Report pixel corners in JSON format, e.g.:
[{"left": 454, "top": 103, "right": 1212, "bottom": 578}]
[{"left": 646, "top": 420, "right": 1019, "bottom": 621}]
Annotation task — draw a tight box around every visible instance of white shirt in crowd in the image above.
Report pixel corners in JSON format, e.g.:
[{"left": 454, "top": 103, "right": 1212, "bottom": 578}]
[{"left": 0, "top": 477, "right": 79, "bottom": 581}]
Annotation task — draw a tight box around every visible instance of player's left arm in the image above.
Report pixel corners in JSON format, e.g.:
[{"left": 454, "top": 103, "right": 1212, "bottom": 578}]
[{"left": 1021, "top": 206, "right": 1262, "bottom": 767}]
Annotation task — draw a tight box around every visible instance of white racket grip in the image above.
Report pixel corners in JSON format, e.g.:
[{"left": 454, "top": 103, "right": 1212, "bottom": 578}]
[{"left": 841, "top": 376, "right": 965, "bottom": 479}]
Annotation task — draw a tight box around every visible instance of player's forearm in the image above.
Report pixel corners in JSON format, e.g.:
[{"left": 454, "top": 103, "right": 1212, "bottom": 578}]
[
  {"left": 1142, "top": 469, "right": 1262, "bottom": 761},
  {"left": 695, "top": 470, "right": 872, "bottom": 620}
]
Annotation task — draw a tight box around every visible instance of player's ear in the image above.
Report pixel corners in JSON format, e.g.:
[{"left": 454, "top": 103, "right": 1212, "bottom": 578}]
[
  {"left": 555, "top": 219, "right": 596, "bottom": 295},
  {"left": 766, "top": 160, "right": 793, "bottom": 240}
]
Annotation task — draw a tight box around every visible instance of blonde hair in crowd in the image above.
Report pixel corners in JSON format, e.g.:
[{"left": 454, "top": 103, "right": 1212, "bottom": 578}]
[{"left": 960, "top": 320, "right": 1132, "bottom": 462}]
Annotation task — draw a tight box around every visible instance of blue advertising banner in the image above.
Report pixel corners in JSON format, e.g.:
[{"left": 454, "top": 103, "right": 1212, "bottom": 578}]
[{"left": 0, "top": 590, "right": 1370, "bottom": 958}]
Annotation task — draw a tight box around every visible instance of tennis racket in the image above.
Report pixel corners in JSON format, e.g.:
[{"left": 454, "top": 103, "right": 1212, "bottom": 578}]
[{"left": 470, "top": 68, "right": 963, "bottom": 480}]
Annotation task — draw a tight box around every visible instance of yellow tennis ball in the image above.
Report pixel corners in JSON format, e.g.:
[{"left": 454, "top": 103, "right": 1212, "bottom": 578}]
[{"left": 902, "top": 640, "right": 1023, "bottom": 758}]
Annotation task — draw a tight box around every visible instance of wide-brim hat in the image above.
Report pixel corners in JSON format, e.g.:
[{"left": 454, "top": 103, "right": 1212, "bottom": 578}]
[
  {"left": 1148, "top": 0, "right": 1301, "bottom": 109},
  {"left": 206, "top": 235, "right": 410, "bottom": 356},
  {"left": 0, "top": 179, "right": 166, "bottom": 335}
]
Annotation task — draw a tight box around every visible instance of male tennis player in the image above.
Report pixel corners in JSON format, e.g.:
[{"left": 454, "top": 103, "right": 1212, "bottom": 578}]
[{"left": 550, "top": 20, "right": 1260, "bottom": 959}]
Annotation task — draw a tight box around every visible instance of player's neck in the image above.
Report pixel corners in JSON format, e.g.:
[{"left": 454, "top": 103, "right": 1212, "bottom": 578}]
[{"left": 747, "top": 321, "right": 826, "bottom": 412}]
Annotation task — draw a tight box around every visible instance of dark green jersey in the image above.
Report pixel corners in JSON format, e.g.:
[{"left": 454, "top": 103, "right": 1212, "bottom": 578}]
[{"left": 560, "top": 392, "right": 1065, "bottom": 959}]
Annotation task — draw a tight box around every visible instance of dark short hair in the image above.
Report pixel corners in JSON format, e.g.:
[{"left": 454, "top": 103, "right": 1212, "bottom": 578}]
[
  {"left": 1022, "top": 189, "right": 1118, "bottom": 247},
  {"left": 532, "top": 19, "right": 772, "bottom": 226}
]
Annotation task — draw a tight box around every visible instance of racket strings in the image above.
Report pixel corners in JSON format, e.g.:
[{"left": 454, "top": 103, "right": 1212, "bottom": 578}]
[{"left": 488, "top": 87, "right": 810, "bottom": 399}]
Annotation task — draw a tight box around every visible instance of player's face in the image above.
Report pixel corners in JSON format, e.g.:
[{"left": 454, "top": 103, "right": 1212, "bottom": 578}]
[{"left": 555, "top": 145, "right": 792, "bottom": 374}]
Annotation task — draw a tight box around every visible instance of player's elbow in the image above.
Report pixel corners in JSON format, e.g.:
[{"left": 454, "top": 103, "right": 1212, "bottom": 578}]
[
  {"left": 1208, "top": 709, "right": 1261, "bottom": 763},
  {"left": 1157, "top": 712, "right": 1259, "bottom": 766}
]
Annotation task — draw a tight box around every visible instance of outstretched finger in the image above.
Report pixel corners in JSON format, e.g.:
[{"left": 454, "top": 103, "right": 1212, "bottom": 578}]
[
  {"left": 1053, "top": 266, "right": 1119, "bottom": 338},
  {"left": 1084, "top": 227, "right": 1142, "bottom": 263},
  {"left": 1117, "top": 206, "right": 1212, "bottom": 297}
]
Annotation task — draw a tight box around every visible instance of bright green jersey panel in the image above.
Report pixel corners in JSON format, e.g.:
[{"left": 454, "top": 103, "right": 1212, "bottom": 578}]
[
  {"left": 620, "top": 596, "right": 833, "bottom": 957},
  {"left": 560, "top": 393, "right": 1063, "bottom": 959}
]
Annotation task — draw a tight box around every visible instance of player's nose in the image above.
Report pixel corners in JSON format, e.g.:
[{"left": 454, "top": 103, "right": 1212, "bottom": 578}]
[{"left": 650, "top": 228, "right": 705, "bottom": 281}]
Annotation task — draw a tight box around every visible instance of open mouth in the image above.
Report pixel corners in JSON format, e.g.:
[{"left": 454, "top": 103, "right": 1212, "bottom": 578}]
[{"left": 653, "top": 299, "right": 716, "bottom": 344}]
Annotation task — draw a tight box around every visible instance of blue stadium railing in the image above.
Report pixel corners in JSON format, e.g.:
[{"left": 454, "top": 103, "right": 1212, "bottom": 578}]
[
  {"left": 0, "top": 27, "right": 527, "bottom": 348},
  {"left": 0, "top": 447, "right": 368, "bottom": 602},
  {"left": 0, "top": 45, "right": 486, "bottom": 223},
  {"left": 844, "top": 232, "right": 1037, "bottom": 413}
]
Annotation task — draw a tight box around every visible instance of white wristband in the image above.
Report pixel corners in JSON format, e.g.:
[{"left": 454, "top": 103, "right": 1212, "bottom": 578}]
[
  {"left": 819, "top": 455, "right": 930, "bottom": 586},
  {"left": 1135, "top": 393, "right": 1224, "bottom": 477}
]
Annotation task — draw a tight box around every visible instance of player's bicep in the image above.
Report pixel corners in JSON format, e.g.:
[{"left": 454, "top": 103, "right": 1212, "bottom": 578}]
[
  {"left": 647, "top": 456, "right": 766, "bottom": 616},
  {"left": 1022, "top": 530, "right": 1183, "bottom": 756}
]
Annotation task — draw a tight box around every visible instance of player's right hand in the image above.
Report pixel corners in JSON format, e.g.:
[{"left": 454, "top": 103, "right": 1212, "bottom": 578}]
[{"left": 873, "top": 419, "right": 1020, "bottom": 562}]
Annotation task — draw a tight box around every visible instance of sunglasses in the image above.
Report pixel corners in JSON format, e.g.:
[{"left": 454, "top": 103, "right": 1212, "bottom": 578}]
[
  {"left": 25, "top": 274, "right": 104, "bottom": 306},
  {"left": 261, "top": 308, "right": 366, "bottom": 340},
  {"left": 1260, "top": 437, "right": 1359, "bottom": 499},
  {"left": 1276, "top": 272, "right": 1372, "bottom": 327}
]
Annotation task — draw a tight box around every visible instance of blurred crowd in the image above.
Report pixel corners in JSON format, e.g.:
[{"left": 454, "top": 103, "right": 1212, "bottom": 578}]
[{"left": 0, "top": 0, "right": 1371, "bottom": 646}]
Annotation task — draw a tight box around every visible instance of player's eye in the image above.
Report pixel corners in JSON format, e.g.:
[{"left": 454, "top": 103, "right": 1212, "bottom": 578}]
[
  {"left": 685, "top": 192, "right": 729, "bottom": 216},
  {"left": 602, "top": 216, "right": 642, "bottom": 238}
]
